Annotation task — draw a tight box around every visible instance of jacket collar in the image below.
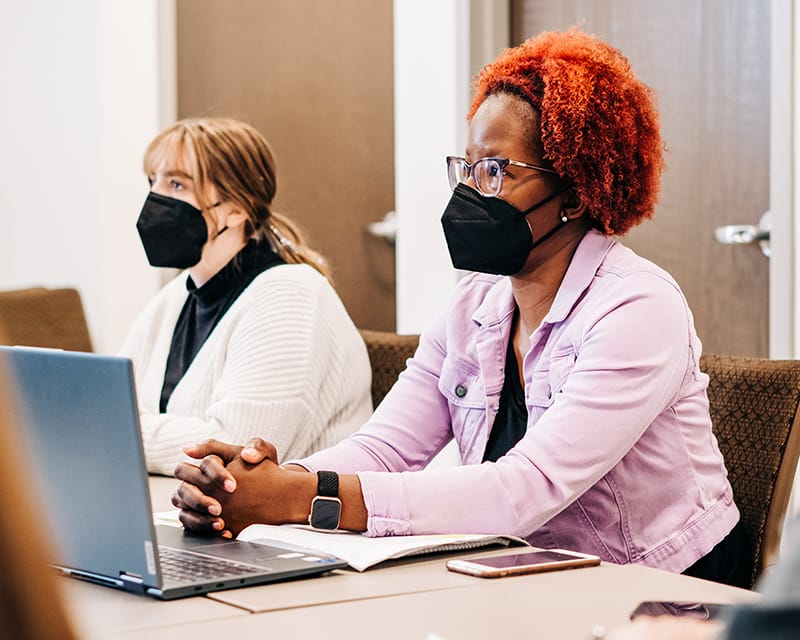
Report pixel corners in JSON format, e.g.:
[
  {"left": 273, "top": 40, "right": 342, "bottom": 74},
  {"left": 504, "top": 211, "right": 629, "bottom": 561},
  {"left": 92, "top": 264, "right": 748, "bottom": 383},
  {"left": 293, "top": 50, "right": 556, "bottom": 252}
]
[{"left": 470, "top": 229, "right": 616, "bottom": 329}]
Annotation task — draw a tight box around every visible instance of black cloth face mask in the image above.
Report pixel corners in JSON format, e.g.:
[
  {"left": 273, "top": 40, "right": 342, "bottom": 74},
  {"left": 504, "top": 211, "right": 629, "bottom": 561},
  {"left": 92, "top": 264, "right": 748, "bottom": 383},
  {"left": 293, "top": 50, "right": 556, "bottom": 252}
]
[
  {"left": 440, "top": 182, "right": 572, "bottom": 275},
  {"left": 136, "top": 192, "right": 209, "bottom": 268}
]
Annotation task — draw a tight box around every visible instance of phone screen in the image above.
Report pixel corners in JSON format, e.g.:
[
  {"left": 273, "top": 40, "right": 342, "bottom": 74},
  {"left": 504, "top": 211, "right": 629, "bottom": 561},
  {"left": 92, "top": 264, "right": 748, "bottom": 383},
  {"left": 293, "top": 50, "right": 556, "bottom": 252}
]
[
  {"left": 446, "top": 548, "right": 600, "bottom": 578},
  {"left": 470, "top": 550, "right": 584, "bottom": 568}
]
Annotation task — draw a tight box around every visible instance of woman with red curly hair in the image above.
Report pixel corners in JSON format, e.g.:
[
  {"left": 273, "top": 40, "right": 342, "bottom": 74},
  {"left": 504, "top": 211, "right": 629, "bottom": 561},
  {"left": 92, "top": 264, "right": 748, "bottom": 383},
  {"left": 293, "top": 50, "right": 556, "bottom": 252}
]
[{"left": 172, "top": 29, "right": 746, "bottom": 586}]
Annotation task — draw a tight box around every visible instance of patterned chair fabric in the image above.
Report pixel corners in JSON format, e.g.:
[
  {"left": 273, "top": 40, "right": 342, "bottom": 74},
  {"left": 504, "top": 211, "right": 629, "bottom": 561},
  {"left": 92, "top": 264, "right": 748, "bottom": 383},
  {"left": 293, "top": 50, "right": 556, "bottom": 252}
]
[
  {"left": 359, "top": 329, "right": 420, "bottom": 408},
  {"left": 0, "top": 287, "right": 93, "bottom": 352},
  {"left": 700, "top": 353, "right": 800, "bottom": 587}
]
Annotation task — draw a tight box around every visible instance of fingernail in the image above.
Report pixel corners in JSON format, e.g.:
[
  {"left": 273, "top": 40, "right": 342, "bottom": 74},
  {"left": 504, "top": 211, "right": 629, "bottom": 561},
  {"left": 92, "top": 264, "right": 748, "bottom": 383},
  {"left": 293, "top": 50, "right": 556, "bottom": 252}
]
[
  {"left": 212, "top": 520, "right": 223, "bottom": 530},
  {"left": 208, "top": 504, "right": 221, "bottom": 516},
  {"left": 243, "top": 447, "right": 258, "bottom": 458},
  {"left": 223, "top": 479, "right": 236, "bottom": 492}
]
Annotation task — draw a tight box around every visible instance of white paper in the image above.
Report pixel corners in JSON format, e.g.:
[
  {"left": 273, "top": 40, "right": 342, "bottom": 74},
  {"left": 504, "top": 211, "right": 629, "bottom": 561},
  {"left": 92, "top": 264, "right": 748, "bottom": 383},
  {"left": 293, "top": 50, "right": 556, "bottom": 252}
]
[{"left": 237, "top": 523, "right": 528, "bottom": 572}]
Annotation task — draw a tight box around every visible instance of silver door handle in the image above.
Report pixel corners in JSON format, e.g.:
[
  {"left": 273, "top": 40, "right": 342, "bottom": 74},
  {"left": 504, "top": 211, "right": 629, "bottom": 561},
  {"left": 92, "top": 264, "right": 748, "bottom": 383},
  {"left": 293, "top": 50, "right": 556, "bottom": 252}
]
[
  {"left": 367, "top": 210, "right": 396, "bottom": 244},
  {"left": 714, "top": 225, "right": 769, "bottom": 244},
  {"left": 714, "top": 211, "right": 771, "bottom": 258}
]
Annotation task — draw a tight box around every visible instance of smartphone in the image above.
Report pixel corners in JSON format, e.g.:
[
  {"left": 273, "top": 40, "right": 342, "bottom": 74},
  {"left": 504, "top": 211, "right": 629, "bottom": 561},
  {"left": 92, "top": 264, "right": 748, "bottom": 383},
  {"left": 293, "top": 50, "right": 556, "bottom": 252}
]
[
  {"left": 445, "top": 548, "right": 601, "bottom": 578},
  {"left": 630, "top": 601, "right": 730, "bottom": 620}
]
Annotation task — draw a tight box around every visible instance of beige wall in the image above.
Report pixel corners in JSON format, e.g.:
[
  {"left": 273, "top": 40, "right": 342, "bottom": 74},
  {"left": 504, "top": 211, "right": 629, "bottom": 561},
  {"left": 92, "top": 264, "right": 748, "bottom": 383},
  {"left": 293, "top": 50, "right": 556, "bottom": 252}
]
[{"left": 175, "top": 0, "right": 396, "bottom": 331}]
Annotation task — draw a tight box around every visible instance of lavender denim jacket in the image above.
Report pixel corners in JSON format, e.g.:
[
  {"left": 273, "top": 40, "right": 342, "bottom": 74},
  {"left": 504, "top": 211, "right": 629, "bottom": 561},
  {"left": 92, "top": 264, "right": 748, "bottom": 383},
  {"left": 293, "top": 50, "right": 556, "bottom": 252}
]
[{"left": 296, "top": 230, "right": 739, "bottom": 572}]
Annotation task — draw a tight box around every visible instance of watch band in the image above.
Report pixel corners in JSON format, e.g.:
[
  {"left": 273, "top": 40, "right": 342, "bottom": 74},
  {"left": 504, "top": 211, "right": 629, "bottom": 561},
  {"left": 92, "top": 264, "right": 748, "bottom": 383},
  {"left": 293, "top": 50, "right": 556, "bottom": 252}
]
[
  {"left": 317, "top": 470, "right": 339, "bottom": 498},
  {"left": 309, "top": 471, "right": 341, "bottom": 530}
]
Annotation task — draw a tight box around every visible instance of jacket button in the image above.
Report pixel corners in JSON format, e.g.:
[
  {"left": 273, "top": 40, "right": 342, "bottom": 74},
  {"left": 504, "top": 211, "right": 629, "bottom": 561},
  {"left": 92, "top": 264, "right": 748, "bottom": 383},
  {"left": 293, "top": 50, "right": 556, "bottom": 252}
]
[{"left": 455, "top": 385, "right": 467, "bottom": 398}]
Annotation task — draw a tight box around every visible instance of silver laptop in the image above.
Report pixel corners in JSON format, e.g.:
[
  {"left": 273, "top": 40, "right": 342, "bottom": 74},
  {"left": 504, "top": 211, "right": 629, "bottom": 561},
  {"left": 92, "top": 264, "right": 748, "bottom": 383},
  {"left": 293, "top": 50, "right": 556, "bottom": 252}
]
[{"left": 0, "top": 346, "right": 346, "bottom": 599}]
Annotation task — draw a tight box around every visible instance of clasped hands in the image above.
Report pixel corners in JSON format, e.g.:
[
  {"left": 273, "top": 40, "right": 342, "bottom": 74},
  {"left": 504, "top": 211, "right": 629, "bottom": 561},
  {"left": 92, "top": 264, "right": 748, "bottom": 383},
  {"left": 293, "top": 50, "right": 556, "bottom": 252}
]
[{"left": 171, "top": 437, "right": 313, "bottom": 538}]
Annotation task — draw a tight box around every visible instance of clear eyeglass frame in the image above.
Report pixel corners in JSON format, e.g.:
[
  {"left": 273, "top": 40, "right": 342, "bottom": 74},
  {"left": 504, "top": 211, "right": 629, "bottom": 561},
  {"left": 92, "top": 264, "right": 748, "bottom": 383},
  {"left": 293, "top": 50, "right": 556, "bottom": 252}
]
[{"left": 446, "top": 155, "right": 558, "bottom": 197}]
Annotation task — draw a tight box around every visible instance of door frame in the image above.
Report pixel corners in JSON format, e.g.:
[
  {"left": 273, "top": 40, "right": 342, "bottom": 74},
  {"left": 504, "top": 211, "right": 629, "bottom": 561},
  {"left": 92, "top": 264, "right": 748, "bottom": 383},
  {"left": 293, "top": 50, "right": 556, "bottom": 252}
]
[
  {"left": 393, "top": 0, "right": 510, "bottom": 333},
  {"left": 772, "top": 0, "right": 795, "bottom": 359}
]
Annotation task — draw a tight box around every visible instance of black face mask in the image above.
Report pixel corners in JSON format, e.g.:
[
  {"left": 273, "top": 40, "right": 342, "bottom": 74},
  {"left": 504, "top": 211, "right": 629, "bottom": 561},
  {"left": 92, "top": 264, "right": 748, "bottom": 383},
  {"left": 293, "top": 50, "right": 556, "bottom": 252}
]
[
  {"left": 440, "top": 183, "right": 572, "bottom": 275},
  {"left": 136, "top": 192, "right": 209, "bottom": 268}
]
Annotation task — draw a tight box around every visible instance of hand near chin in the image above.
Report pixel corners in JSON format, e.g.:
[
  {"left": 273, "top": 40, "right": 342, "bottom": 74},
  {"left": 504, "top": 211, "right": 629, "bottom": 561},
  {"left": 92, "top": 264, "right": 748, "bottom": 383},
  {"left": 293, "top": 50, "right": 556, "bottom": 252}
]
[{"left": 171, "top": 437, "right": 284, "bottom": 536}]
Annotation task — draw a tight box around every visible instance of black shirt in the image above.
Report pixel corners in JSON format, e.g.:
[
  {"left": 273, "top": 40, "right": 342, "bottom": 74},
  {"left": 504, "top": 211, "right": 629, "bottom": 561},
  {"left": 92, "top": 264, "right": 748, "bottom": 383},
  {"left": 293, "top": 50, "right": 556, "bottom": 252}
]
[
  {"left": 483, "top": 336, "right": 528, "bottom": 462},
  {"left": 159, "top": 239, "right": 284, "bottom": 412}
]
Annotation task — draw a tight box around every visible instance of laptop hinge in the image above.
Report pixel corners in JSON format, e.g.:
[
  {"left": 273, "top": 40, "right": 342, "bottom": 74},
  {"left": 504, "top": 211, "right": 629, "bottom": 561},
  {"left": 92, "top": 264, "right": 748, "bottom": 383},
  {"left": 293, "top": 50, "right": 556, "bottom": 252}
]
[
  {"left": 119, "top": 571, "right": 149, "bottom": 594},
  {"left": 120, "top": 572, "right": 144, "bottom": 585}
]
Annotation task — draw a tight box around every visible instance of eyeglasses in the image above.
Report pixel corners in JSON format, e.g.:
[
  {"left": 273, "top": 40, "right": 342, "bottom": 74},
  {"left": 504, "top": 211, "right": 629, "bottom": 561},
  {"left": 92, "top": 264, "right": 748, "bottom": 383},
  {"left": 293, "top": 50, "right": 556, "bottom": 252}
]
[{"left": 446, "top": 156, "right": 559, "bottom": 197}]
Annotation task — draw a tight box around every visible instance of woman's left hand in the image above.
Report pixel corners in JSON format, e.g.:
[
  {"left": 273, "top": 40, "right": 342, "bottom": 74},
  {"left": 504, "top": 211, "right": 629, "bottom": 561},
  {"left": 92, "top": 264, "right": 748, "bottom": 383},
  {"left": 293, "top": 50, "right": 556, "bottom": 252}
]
[
  {"left": 207, "top": 453, "right": 315, "bottom": 535},
  {"left": 172, "top": 437, "right": 314, "bottom": 536},
  {"left": 172, "top": 438, "right": 276, "bottom": 535}
]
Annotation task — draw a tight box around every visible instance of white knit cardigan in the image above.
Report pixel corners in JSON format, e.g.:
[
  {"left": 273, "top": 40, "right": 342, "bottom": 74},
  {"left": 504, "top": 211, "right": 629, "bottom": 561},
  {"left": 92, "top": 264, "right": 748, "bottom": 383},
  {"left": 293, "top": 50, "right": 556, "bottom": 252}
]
[{"left": 119, "top": 263, "right": 373, "bottom": 475}]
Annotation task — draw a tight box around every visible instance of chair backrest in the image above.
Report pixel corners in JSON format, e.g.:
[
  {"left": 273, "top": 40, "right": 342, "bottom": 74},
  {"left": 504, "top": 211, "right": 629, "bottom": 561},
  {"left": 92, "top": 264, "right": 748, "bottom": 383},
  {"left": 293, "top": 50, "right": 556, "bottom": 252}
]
[
  {"left": 700, "top": 353, "right": 800, "bottom": 587},
  {"left": 359, "top": 329, "right": 420, "bottom": 408},
  {"left": 0, "top": 287, "right": 93, "bottom": 352}
]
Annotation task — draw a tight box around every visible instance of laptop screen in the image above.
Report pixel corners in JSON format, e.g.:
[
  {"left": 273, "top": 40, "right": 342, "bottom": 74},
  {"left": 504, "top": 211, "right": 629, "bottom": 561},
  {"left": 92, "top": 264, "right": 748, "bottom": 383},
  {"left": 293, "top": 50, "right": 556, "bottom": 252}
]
[{"left": 0, "top": 347, "right": 158, "bottom": 584}]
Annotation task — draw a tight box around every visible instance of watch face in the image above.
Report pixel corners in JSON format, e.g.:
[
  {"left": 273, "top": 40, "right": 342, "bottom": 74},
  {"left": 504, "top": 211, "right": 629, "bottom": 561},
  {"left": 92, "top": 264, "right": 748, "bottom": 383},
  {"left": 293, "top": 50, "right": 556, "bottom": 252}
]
[{"left": 310, "top": 496, "right": 341, "bottom": 530}]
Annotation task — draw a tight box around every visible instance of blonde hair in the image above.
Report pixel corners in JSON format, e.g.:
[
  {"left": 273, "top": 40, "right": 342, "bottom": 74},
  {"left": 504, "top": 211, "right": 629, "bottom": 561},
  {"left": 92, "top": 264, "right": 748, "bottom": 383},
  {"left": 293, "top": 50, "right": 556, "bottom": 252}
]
[{"left": 143, "top": 117, "right": 332, "bottom": 280}]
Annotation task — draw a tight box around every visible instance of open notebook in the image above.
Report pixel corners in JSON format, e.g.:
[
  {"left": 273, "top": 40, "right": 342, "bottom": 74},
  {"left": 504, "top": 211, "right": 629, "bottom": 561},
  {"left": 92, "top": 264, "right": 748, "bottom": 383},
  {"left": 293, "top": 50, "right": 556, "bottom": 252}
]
[
  {"left": 238, "top": 525, "right": 528, "bottom": 571},
  {"left": 0, "top": 346, "right": 347, "bottom": 599},
  {"left": 156, "top": 511, "right": 528, "bottom": 572}
]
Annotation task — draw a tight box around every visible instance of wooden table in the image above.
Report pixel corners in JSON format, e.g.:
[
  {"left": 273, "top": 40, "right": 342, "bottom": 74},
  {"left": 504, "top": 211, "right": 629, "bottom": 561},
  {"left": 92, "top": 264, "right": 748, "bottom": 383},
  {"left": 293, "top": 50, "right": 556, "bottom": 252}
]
[{"left": 63, "top": 477, "right": 760, "bottom": 639}]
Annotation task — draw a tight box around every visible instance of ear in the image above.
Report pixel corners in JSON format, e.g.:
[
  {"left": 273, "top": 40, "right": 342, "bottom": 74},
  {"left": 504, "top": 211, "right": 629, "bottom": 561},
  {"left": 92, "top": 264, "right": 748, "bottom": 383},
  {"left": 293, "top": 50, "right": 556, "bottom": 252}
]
[
  {"left": 218, "top": 204, "right": 249, "bottom": 231},
  {"left": 561, "top": 188, "right": 588, "bottom": 220}
]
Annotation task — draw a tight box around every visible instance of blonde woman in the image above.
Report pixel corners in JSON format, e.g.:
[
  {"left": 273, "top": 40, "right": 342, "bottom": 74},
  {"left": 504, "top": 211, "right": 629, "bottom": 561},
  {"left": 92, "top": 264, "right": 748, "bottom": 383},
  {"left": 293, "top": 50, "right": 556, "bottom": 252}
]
[{"left": 120, "top": 118, "right": 372, "bottom": 475}]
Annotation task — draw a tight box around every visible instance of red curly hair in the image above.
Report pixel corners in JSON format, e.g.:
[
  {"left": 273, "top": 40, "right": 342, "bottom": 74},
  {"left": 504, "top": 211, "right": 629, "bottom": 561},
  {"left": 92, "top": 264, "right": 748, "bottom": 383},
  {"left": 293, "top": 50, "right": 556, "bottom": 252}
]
[{"left": 469, "top": 28, "right": 664, "bottom": 235}]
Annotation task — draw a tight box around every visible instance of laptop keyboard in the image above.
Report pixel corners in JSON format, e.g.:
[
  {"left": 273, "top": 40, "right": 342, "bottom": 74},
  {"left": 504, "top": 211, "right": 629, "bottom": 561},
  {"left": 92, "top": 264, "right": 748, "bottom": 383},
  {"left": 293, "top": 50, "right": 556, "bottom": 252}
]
[{"left": 159, "top": 547, "right": 261, "bottom": 583}]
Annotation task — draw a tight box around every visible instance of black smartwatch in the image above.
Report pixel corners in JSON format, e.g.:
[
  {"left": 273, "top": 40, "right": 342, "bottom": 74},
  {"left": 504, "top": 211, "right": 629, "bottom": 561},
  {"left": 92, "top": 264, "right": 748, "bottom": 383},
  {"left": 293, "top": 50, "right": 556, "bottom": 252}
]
[{"left": 308, "top": 470, "right": 341, "bottom": 530}]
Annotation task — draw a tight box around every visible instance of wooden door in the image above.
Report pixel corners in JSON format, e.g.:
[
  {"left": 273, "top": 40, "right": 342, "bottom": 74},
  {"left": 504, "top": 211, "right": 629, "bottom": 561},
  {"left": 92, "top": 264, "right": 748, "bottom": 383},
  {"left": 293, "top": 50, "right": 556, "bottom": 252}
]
[
  {"left": 175, "top": 0, "right": 396, "bottom": 330},
  {"left": 511, "top": 0, "right": 770, "bottom": 357}
]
